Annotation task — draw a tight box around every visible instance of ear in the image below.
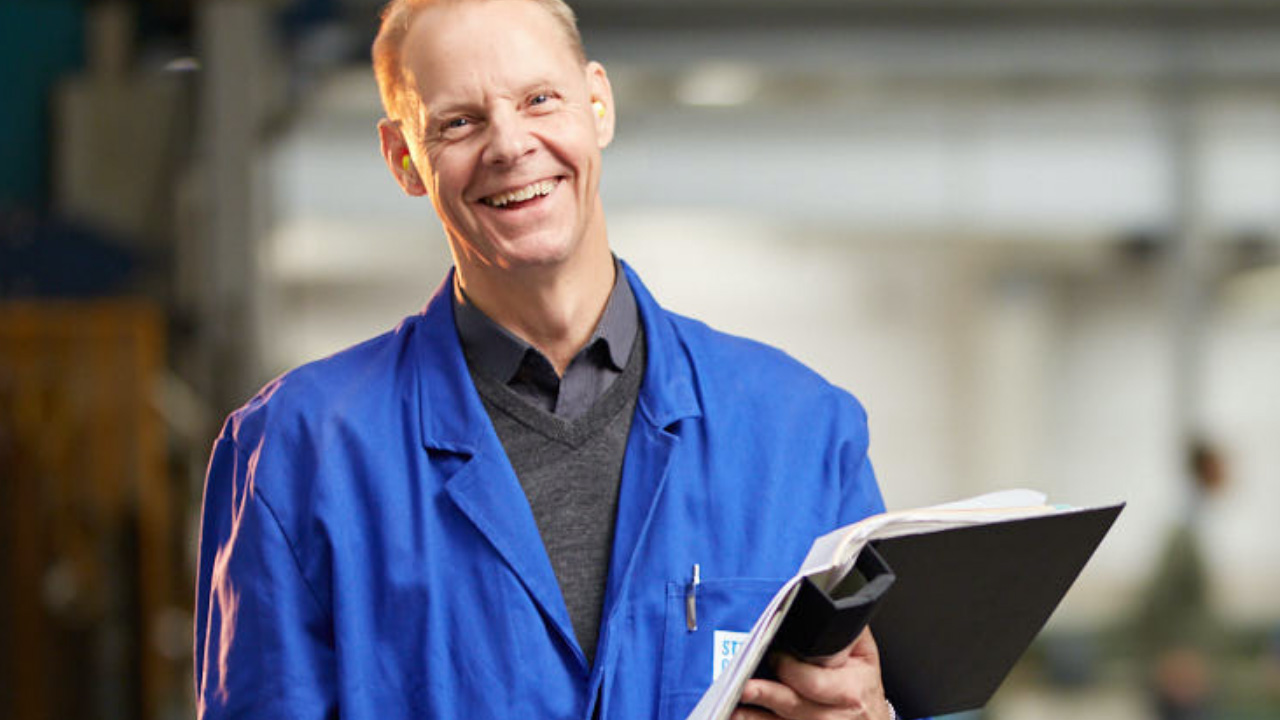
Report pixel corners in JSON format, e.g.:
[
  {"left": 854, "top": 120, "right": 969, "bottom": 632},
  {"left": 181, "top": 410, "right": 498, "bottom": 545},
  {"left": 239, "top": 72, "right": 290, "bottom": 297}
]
[
  {"left": 378, "top": 118, "right": 428, "bottom": 197},
  {"left": 586, "top": 61, "right": 615, "bottom": 149}
]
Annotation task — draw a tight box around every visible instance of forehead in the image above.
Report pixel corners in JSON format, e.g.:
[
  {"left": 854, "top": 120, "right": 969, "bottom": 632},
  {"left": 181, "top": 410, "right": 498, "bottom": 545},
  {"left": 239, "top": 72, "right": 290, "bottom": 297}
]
[{"left": 403, "top": 0, "right": 583, "bottom": 102}]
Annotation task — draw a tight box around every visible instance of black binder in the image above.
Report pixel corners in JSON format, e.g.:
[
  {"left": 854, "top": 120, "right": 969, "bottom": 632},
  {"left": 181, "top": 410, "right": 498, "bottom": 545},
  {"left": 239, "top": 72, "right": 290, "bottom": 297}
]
[{"left": 763, "top": 503, "right": 1123, "bottom": 720}]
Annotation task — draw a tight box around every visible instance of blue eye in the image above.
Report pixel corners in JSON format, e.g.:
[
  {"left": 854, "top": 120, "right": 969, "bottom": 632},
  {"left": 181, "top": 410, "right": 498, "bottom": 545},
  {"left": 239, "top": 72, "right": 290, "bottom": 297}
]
[
  {"left": 530, "top": 93, "right": 549, "bottom": 105},
  {"left": 445, "top": 117, "right": 469, "bottom": 130}
]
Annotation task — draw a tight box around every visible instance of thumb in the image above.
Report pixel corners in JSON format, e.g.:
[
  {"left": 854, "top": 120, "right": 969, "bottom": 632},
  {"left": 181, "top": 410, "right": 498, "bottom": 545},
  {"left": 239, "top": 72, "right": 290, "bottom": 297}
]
[{"left": 849, "top": 627, "right": 881, "bottom": 663}]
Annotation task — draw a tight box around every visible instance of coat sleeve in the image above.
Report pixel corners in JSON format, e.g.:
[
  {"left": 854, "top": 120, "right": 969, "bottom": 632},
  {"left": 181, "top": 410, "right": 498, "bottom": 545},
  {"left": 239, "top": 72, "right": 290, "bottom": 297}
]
[
  {"left": 194, "top": 433, "right": 337, "bottom": 719},
  {"left": 840, "top": 450, "right": 887, "bottom": 524},
  {"left": 837, "top": 400, "right": 887, "bottom": 524}
]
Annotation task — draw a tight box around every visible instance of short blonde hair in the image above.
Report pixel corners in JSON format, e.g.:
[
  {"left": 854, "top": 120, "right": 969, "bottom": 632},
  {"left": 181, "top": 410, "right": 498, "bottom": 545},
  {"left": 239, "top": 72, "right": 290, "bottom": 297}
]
[{"left": 372, "top": 0, "right": 587, "bottom": 122}]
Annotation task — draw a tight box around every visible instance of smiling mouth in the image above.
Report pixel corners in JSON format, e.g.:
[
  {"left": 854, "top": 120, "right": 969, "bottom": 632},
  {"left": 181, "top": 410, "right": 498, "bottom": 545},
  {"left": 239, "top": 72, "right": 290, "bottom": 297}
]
[{"left": 479, "top": 179, "right": 559, "bottom": 208}]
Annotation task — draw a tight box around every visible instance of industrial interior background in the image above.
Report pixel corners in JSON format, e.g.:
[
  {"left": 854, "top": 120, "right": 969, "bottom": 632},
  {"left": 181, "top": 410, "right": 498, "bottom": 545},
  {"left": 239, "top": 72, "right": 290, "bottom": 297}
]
[{"left": 2, "top": 0, "right": 1279, "bottom": 718}]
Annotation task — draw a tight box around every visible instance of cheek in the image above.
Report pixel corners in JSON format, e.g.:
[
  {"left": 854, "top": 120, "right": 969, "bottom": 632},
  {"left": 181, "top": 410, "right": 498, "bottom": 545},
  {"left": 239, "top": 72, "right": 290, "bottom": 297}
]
[
  {"left": 426, "top": 147, "right": 467, "bottom": 189},
  {"left": 538, "top": 115, "right": 596, "bottom": 160},
  {"left": 425, "top": 171, "right": 464, "bottom": 219}
]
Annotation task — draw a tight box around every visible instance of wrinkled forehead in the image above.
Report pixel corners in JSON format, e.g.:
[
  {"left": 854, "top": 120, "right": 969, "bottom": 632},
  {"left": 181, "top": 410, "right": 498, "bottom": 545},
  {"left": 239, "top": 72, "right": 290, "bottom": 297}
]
[
  {"left": 404, "top": 0, "right": 584, "bottom": 71},
  {"left": 402, "top": 0, "right": 586, "bottom": 101}
]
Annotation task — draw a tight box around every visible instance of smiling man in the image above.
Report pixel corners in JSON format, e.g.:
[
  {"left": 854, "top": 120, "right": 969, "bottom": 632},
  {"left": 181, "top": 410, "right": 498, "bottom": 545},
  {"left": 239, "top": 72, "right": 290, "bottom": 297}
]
[
  {"left": 375, "top": 0, "right": 616, "bottom": 377},
  {"left": 194, "top": 1, "right": 895, "bottom": 719}
]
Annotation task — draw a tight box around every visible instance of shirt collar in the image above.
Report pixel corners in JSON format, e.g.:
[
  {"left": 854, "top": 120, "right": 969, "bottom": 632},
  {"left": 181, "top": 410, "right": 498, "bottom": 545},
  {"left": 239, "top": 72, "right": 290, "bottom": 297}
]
[{"left": 451, "top": 259, "right": 638, "bottom": 385}]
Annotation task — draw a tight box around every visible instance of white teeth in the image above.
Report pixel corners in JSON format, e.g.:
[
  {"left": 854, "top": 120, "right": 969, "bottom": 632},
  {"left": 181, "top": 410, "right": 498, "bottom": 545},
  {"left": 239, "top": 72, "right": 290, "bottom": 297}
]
[{"left": 482, "top": 179, "right": 557, "bottom": 207}]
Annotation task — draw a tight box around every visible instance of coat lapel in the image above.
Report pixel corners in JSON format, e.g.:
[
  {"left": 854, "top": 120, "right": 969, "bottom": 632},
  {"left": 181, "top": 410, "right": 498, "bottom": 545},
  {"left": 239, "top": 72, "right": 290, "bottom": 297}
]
[
  {"left": 609, "top": 263, "right": 702, "bottom": 587},
  {"left": 412, "top": 275, "right": 583, "bottom": 667},
  {"left": 597, "top": 264, "right": 703, "bottom": 655}
]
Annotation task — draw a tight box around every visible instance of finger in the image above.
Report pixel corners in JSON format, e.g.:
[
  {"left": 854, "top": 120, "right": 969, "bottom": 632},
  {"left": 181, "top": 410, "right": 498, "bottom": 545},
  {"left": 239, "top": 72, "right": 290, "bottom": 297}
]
[
  {"left": 772, "top": 656, "right": 859, "bottom": 709},
  {"left": 773, "top": 638, "right": 882, "bottom": 709},
  {"left": 781, "top": 627, "right": 877, "bottom": 673},
  {"left": 740, "top": 678, "right": 839, "bottom": 720},
  {"left": 731, "top": 704, "right": 778, "bottom": 720},
  {"left": 847, "top": 628, "right": 880, "bottom": 663},
  {"left": 799, "top": 627, "right": 879, "bottom": 670},
  {"left": 796, "top": 648, "right": 851, "bottom": 670}
]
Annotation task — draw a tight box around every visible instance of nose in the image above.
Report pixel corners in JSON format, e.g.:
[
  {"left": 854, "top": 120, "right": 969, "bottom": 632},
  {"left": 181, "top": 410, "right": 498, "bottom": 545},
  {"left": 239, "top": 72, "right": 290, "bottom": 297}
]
[{"left": 481, "top": 107, "right": 534, "bottom": 166}]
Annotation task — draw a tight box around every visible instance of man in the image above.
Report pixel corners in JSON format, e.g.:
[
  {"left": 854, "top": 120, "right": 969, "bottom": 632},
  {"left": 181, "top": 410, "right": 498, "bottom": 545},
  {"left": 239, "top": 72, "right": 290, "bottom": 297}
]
[{"left": 194, "top": 1, "right": 895, "bottom": 718}]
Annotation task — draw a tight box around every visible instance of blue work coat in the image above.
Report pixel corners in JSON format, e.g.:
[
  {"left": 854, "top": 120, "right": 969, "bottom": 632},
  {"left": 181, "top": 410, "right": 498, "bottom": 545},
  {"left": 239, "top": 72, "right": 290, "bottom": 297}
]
[{"left": 195, "top": 263, "right": 885, "bottom": 720}]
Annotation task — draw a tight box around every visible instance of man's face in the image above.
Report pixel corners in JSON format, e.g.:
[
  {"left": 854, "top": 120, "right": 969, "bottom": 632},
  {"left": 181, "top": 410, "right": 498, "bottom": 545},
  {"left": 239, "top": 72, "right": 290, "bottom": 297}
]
[{"left": 394, "top": 0, "right": 614, "bottom": 275}]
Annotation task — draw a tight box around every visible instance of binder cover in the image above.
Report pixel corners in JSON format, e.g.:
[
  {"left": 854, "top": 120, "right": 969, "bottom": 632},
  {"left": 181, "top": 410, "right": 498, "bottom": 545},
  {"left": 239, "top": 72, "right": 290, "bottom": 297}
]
[
  {"left": 873, "top": 503, "right": 1122, "bottom": 719},
  {"left": 756, "top": 503, "right": 1123, "bottom": 720}
]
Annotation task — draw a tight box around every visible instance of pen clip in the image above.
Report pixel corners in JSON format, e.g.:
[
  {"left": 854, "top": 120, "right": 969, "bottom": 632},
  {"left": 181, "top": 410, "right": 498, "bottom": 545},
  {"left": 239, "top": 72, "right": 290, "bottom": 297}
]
[{"left": 686, "top": 563, "right": 700, "bottom": 631}]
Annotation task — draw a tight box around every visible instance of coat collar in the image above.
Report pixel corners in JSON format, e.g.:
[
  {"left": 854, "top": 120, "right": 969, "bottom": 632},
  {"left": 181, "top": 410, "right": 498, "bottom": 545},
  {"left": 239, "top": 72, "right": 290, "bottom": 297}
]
[
  {"left": 622, "top": 260, "right": 701, "bottom": 430},
  {"left": 413, "top": 271, "right": 492, "bottom": 454},
  {"left": 413, "top": 262, "right": 701, "bottom": 454}
]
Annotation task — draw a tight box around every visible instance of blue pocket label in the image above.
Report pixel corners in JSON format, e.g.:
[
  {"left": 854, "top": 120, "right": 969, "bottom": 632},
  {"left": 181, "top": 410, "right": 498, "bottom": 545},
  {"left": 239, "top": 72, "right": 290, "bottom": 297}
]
[{"left": 712, "top": 630, "right": 752, "bottom": 681}]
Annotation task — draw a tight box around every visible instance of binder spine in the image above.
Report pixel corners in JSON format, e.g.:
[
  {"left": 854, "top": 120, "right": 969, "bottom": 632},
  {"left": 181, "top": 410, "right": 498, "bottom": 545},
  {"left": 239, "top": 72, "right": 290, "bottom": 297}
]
[{"left": 771, "top": 544, "right": 897, "bottom": 661}]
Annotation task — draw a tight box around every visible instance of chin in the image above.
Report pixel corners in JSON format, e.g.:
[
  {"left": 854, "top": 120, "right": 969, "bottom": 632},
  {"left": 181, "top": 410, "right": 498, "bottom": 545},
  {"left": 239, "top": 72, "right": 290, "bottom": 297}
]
[{"left": 492, "top": 232, "right": 582, "bottom": 270}]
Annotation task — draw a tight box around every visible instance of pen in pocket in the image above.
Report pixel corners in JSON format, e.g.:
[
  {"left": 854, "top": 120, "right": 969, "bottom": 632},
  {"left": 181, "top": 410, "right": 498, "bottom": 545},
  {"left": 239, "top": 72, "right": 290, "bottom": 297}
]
[{"left": 686, "top": 563, "right": 700, "bottom": 631}]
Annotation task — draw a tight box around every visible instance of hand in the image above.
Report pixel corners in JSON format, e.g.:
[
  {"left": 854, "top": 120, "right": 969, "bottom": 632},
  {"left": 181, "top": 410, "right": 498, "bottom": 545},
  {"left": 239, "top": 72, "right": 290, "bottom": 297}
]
[{"left": 733, "top": 628, "right": 891, "bottom": 720}]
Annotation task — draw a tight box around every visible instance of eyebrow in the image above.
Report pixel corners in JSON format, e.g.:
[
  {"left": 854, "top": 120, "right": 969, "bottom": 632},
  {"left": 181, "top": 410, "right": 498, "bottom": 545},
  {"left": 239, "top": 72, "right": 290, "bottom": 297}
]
[
  {"left": 426, "top": 97, "right": 482, "bottom": 120},
  {"left": 428, "top": 77, "right": 564, "bottom": 117},
  {"left": 515, "top": 78, "right": 559, "bottom": 96}
]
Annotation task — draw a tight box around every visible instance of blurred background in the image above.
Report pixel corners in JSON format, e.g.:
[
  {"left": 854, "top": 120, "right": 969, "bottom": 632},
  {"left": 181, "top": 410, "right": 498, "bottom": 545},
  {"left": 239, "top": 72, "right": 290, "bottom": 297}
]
[{"left": 2, "top": 0, "right": 1279, "bottom": 718}]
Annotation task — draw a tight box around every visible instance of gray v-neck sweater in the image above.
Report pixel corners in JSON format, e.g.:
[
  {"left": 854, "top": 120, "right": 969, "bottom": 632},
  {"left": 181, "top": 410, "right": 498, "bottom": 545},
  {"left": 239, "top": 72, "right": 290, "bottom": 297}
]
[{"left": 468, "top": 330, "right": 646, "bottom": 665}]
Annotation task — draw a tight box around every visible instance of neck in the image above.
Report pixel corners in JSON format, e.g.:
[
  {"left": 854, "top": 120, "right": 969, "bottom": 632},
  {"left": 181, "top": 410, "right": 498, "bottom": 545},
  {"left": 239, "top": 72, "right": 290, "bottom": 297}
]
[{"left": 454, "top": 241, "right": 616, "bottom": 377}]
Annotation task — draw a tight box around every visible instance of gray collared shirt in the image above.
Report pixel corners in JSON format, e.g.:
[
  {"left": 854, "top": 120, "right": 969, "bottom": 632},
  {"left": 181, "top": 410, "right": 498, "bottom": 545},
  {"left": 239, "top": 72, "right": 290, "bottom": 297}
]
[{"left": 452, "top": 264, "right": 639, "bottom": 420}]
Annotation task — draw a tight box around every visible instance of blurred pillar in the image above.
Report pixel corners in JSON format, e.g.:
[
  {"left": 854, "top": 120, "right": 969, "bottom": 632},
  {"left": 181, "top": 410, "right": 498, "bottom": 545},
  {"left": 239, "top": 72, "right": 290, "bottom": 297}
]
[
  {"left": 191, "top": 0, "right": 283, "bottom": 416},
  {"left": 1163, "top": 33, "right": 1209, "bottom": 505}
]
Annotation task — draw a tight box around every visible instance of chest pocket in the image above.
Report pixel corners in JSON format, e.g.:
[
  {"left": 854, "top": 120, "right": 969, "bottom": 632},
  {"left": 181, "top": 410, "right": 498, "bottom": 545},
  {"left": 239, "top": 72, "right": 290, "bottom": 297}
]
[{"left": 658, "top": 578, "right": 784, "bottom": 720}]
